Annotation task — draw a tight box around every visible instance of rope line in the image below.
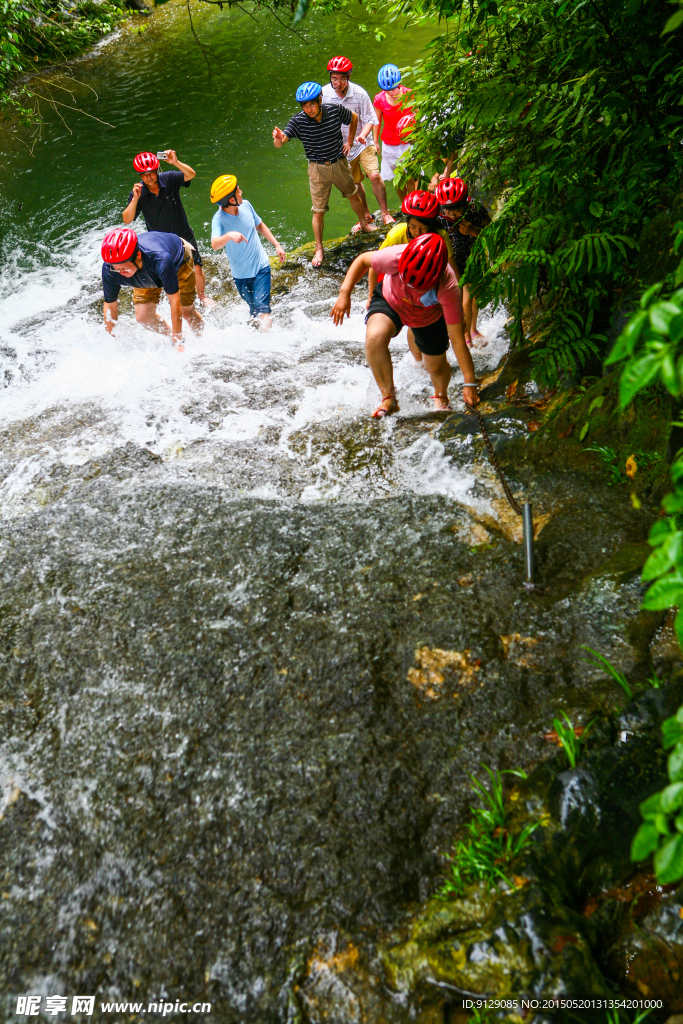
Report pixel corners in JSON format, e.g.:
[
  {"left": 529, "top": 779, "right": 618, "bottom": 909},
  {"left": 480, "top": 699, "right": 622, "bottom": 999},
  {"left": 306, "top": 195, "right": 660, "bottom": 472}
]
[{"left": 470, "top": 407, "right": 523, "bottom": 516}]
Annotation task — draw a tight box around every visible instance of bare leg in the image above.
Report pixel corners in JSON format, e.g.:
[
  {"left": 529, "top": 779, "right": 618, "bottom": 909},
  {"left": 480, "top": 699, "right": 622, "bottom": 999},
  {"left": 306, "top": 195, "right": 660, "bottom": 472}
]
[
  {"left": 365, "top": 312, "right": 399, "bottom": 414},
  {"left": 355, "top": 181, "right": 375, "bottom": 227},
  {"left": 407, "top": 329, "right": 423, "bottom": 364},
  {"left": 423, "top": 352, "right": 452, "bottom": 409},
  {"left": 312, "top": 212, "right": 325, "bottom": 266},
  {"left": 194, "top": 264, "right": 206, "bottom": 300},
  {"left": 462, "top": 284, "right": 473, "bottom": 342},
  {"left": 395, "top": 179, "right": 417, "bottom": 203},
  {"left": 470, "top": 294, "right": 482, "bottom": 337},
  {"left": 348, "top": 191, "right": 375, "bottom": 231},
  {"left": 367, "top": 172, "right": 393, "bottom": 223},
  {"left": 182, "top": 304, "right": 204, "bottom": 334},
  {"left": 135, "top": 303, "right": 170, "bottom": 335}
]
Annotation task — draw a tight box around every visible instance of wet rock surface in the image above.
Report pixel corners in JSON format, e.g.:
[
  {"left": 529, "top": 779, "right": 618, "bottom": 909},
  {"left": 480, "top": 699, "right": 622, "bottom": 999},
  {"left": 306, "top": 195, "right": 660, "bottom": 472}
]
[{"left": 1, "top": 249, "right": 681, "bottom": 1022}]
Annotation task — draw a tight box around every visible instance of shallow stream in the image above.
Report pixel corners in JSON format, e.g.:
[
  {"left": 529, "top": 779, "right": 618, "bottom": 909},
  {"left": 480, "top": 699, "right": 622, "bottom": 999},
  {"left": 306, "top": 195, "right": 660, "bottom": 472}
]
[{"left": 0, "top": 5, "right": 674, "bottom": 1021}]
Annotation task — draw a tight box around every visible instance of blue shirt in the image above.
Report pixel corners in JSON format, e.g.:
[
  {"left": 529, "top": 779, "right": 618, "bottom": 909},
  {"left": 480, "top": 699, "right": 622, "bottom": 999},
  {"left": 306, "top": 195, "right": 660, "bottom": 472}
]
[
  {"left": 102, "top": 231, "right": 187, "bottom": 302},
  {"left": 211, "top": 200, "right": 270, "bottom": 281}
]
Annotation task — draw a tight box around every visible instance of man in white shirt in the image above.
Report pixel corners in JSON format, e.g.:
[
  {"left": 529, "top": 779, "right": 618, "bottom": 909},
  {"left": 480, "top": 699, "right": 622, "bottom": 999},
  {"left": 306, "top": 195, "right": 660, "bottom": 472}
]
[{"left": 322, "top": 56, "right": 395, "bottom": 231}]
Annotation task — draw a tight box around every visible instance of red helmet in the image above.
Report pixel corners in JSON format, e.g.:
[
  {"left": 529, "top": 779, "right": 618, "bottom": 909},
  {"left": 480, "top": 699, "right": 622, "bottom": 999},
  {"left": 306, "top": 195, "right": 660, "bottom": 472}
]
[
  {"left": 399, "top": 233, "right": 448, "bottom": 291},
  {"left": 327, "top": 56, "right": 353, "bottom": 74},
  {"left": 133, "top": 152, "right": 160, "bottom": 174},
  {"left": 397, "top": 113, "right": 416, "bottom": 139},
  {"left": 401, "top": 190, "right": 440, "bottom": 220},
  {"left": 101, "top": 228, "right": 138, "bottom": 264},
  {"left": 436, "top": 177, "right": 468, "bottom": 207}
]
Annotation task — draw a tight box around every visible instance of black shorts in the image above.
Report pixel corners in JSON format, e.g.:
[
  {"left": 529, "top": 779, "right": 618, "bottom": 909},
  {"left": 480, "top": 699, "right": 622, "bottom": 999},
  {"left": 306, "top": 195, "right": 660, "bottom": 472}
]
[{"left": 365, "top": 283, "right": 450, "bottom": 356}]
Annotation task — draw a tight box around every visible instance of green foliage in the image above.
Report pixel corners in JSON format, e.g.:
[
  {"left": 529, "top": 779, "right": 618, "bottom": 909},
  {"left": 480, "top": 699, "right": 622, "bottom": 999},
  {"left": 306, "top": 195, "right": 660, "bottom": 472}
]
[
  {"left": 0, "top": 0, "right": 129, "bottom": 127},
  {"left": 438, "top": 766, "right": 537, "bottom": 897},
  {"left": 585, "top": 443, "right": 662, "bottom": 485},
  {"left": 581, "top": 645, "right": 632, "bottom": 700},
  {"left": 379, "top": 0, "right": 683, "bottom": 383},
  {"left": 553, "top": 712, "right": 594, "bottom": 769},
  {"left": 631, "top": 703, "right": 683, "bottom": 886}
]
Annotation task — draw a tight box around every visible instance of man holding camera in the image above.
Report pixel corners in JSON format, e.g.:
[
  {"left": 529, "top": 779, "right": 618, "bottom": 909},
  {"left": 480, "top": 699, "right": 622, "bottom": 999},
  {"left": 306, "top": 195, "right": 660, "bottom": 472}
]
[{"left": 123, "top": 150, "right": 208, "bottom": 303}]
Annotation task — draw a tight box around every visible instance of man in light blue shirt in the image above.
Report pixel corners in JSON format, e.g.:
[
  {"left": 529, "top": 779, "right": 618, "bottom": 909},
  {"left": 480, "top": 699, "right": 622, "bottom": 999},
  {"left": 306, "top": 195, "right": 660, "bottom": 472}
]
[{"left": 210, "top": 174, "right": 286, "bottom": 330}]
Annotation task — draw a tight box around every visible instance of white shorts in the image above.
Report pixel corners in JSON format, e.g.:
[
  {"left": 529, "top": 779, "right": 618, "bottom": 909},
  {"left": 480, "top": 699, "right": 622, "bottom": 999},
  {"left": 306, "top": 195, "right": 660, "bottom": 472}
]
[{"left": 380, "top": 142, "right": 412, "bottom": 181}]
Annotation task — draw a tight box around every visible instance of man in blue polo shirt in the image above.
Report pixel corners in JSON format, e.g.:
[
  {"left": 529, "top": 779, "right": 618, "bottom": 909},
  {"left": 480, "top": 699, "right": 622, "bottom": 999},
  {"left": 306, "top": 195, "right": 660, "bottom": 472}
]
[{"left": 101, "top": 227, "right": 203, "bottom": 350}]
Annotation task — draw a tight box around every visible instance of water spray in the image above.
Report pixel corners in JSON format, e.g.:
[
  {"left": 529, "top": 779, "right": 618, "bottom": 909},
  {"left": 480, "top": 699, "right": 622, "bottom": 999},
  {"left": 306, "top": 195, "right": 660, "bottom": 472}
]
[{"left": 469, "top": 406, "right": 535, "bottom": 586}]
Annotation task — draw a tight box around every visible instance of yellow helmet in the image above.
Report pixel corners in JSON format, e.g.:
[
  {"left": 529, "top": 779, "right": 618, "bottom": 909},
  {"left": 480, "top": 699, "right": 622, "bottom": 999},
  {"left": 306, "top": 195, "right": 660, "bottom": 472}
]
[{"left": 210, "top": 174, "right": 238, "bottom": 205}]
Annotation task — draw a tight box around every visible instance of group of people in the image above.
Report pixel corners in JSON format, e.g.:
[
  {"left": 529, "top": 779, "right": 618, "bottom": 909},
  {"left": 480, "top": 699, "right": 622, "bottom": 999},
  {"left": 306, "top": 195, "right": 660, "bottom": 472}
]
[{"left": 99, "top": 55, "right": 490, "bottom": 413}]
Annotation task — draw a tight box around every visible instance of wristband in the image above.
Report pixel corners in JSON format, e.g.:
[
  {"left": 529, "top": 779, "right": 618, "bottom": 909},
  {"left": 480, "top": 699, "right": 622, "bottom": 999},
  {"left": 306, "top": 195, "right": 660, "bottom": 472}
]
[{"left": 462, "top": 383, "right": 478, "bottom": 389}]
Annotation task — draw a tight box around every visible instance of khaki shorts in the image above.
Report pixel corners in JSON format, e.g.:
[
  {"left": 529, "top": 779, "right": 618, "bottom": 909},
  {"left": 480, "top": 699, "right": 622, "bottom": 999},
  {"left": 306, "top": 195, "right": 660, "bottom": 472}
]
[
  {"left": 133, "top": 241, "right": 197, "bottom": 307},
  {"left": 307, "top": 158, "right": 358, "bottom": 214},
  {"left": 349, "top": 145, "right": 380, "bottom": 184}
]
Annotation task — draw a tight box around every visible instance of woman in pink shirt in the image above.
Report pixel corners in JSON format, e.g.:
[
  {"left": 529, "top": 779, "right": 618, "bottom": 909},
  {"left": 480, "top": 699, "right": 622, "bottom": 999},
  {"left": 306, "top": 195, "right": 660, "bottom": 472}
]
[
  {"left": 331, "top": 233, "right": 479, "bottom": 418},
  {"left": 373, "top": 64, "right": 417, "bottom": 201}
]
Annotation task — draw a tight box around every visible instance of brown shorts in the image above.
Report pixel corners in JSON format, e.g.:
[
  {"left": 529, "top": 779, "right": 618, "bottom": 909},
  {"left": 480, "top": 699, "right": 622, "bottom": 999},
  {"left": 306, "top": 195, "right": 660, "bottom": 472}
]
[
  {"left": 133, "top": 242, "right": 197, "bottom": 307},
  {"left": 307, "top": 158, "right": 358, "bottom": 214},
  {"left": 349, "top": 145, "right": 380, "bottom": 184}
]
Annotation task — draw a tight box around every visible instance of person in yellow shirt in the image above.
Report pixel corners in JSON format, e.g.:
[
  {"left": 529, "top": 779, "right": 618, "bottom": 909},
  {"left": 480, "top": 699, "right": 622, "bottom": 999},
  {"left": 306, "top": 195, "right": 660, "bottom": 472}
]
[{"left": 366, "top": 190, "right": 459, "bottom": 365}]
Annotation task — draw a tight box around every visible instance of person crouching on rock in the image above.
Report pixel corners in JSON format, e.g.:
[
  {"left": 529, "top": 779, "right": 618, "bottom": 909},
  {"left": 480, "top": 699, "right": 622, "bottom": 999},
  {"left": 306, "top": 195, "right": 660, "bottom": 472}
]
[
  {"left": 210, "top": 174, "right": 286, "bottom": 332},
  {"left": 330, "top": 233, "right": 479, "bottom": 417},
  {"left": 101, "top": 227, "right": 203, "bottom": 351}
]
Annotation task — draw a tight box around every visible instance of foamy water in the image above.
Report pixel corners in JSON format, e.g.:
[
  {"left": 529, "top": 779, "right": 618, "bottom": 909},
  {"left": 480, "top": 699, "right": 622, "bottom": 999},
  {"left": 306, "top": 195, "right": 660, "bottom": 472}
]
[{"left": 0, "top": 226, "right": 509, "bottom": 519}]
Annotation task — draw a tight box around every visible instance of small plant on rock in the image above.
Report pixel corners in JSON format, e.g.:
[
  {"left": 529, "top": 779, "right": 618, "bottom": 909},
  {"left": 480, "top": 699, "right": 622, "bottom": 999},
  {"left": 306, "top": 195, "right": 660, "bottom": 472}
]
[
  {"left": 581, "top": 646, "right": 633, "bottom": 700},
  {"left": 439, "top": 766, "right": 538, "bottom": 897},
  {"left": 631, "top": 703, "right": 683, "bottom": 885},
  {"left": 552, "top": 712, "right": 594, "bottom": 769}
]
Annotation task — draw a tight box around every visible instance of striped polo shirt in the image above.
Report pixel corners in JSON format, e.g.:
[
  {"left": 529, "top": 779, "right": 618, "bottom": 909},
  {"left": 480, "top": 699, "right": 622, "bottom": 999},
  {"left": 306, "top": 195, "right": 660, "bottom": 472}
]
[{"left": 283, "top": 104, "right": 353, "bottom": 163}]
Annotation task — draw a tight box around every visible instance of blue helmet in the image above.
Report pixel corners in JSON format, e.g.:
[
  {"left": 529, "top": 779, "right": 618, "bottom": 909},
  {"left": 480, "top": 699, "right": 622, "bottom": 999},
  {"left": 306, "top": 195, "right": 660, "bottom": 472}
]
[
  {"left": 296, "top": 81, "right": 322, "bottom": 103},
  {"left": 377, "top": 64, "right": 401, "bottom": 90}
]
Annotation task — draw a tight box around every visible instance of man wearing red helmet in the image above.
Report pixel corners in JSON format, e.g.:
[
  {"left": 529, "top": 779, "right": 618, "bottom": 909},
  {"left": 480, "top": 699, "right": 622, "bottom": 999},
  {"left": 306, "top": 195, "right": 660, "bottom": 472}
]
[
  {"left": 123, "top": 150, "right": 208, "bottom": 305},
  {"left": 101, "top": 227, "right": 202, "bottom": 350},
  {"left": 321, "top": 57, "right": 394, "bottom": 231},
  {"left": 331, "top": 233, "right": 479, "bottom": 417}
]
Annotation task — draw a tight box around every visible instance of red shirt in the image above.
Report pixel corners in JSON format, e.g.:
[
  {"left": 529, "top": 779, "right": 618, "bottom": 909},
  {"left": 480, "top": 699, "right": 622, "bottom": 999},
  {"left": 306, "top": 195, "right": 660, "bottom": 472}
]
[
  {"left": 373, "top": 87, "right": 413, "bottom": 146},
  {"left": 371, "top": 245, "right": 463, "bottom": 328}
]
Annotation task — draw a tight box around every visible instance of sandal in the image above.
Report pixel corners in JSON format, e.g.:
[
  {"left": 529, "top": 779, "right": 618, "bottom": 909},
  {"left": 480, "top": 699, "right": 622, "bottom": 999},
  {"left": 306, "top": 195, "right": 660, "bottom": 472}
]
[
  {"left": 432, "top": 393, "right": 451, "bottom": 411},
  {"left": 311, "top": 247, "right": 324, "bottom": 267},
  {"left": 372, "top": 390, "right": 399, "bottom": 419}
]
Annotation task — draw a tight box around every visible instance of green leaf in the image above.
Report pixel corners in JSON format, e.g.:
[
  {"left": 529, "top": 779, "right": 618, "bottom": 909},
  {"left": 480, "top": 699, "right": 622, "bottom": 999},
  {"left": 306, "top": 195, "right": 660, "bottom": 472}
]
[
  {"left": 642, "top": 574, "right": 683, "bottom": 611},
  {"left": 655, "top": 812, "right": 672, "bottom": 835},
  {"left": 663, "top": 7, "right": 683, "bottom": 32},
  {"left": 639, "top": 791, "right": 663, "bottom": 820},
  {"left": 631, "top": 821, "right": 661, "bottom": 861},
  {"left": 661, "top": 781, "right": 683, "bottom": 813},
  {"left": 667, "top": 743, "right": 683, "bottom": 781},
  {"left": 650, "top": 302, "right": 682, "bottom": 334},
  {"left": 589, "top": 201, "right": 604, "bottom": 218},
  {"left": 675, "top": 812, "right": 683, "bottom": 834},
  {"left": 642, "top": 538, "right": 681, "bottom": 580},
  {"left": 606, "top": 310, "right": 648, "bottom": 364},
  {"left": 619, "top": 353, "right": 662, "bottom": 408},
  {"left": 653, "top": 832, "right": 683, "bottom": 885},
  {"left": 578, "top": 422, "right": 589, "bottom": 440},
  {"left": 588, "top": 395, "right": 604, "bottom": 415}
]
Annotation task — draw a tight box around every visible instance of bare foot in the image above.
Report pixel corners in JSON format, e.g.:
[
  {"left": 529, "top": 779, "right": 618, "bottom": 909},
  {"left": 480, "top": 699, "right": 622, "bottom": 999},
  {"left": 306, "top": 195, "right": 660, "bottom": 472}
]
[
  {"left": 350, "top": 222, "right": 363, "bottom": 234},
  {"left": 382, "top": 213, "right": 396, "bottom": 225},
  {"left": 199, "top": 296, "right": 217, "bottom": 310},
  {"left": 312, "top": 248, "right": 324, "bottom": 267},
  {"left": 259, "top": 313, "right": 273, "bottom": 332},
  {"left": 432, "top": 393, "right": 451, "bottom": 411},
  {"left": 362, "top": 221, "right": 378, "bottom": 232}
]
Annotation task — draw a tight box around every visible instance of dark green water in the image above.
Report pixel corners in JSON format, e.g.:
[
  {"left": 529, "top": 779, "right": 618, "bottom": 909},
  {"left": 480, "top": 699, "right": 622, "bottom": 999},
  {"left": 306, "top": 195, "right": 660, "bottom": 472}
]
[{"left": 0, "top": 3, "right": 434, "bottom": 257}]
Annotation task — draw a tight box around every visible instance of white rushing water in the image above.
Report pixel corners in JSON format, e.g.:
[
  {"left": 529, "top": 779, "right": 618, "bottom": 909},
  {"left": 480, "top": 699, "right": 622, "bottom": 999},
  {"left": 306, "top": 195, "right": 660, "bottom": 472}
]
[{"left": 0, "top": 226, "right": 510, "bottom": 519}]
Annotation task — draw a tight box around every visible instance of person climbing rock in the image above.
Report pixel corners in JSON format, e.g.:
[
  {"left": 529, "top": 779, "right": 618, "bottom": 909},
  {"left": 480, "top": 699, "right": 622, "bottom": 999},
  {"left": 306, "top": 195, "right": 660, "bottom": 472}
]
[
  {"left": 330, "top": 233, "right": 479, "bottom": 417},
  {"left": 436, "top": 177, "right": 491, "bottom": 345},
  {"left": 210, "top": 174, "right": 286, "bottom": 331},
  {"left": 123, "top": 150, "right": 210, "bottom": 305},
  {"left": 321, "top": 56, "right": 394, "bottom": 231},
  {"left": 373, "top": 64, "right": 417, "bottom": 203},
  {"left": 367, "top": 190, "right": 458, "bottom": 367},
  {"left": 101, "top": 227, "right": 203, "bottom": 351},
  {"left": 272, "top": 81, "right": 371, "bottom": 267}
]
